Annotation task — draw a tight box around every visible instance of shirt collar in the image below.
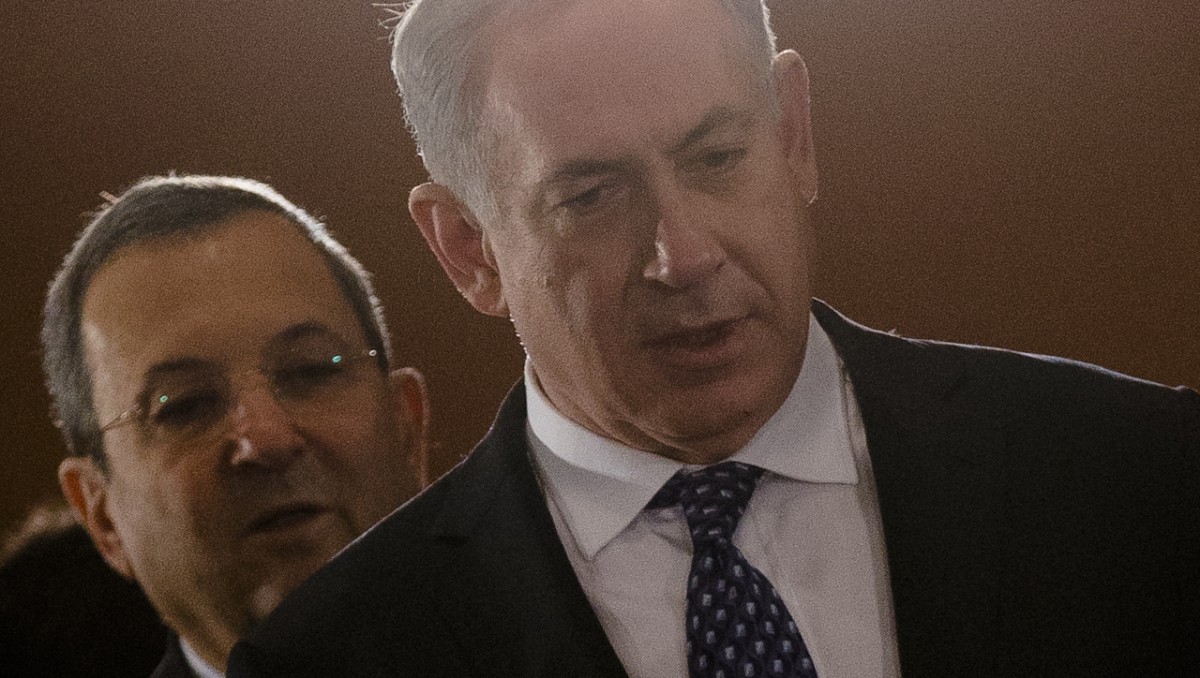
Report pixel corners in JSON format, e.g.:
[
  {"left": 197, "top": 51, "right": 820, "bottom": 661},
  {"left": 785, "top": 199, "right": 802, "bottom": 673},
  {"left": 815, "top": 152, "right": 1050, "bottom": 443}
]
[
  {"left": 525, "top": 313, "right": 858, "bottom": 560},
  {"left": 179, "top": 637, "right": 224, "bottom": 678}
]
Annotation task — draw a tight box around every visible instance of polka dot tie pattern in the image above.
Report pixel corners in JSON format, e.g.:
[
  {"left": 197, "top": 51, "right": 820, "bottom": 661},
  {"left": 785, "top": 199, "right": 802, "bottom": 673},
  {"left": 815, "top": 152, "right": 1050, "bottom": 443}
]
[{"left": 648, "top": 462, "right": 818, "bottom": 678}]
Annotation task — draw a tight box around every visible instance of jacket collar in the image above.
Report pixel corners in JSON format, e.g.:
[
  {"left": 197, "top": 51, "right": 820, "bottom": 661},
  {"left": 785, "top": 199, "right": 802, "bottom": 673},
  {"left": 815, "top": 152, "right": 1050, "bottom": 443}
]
[
  {"left": 814, "top": 299, "right": 1007, "bottom": 673},
  {"left": 430, "top": 300, "right": 1007, "bottom": 676},
  {"left": 428, "top": 386, "right": 630, "bottom": 677}
]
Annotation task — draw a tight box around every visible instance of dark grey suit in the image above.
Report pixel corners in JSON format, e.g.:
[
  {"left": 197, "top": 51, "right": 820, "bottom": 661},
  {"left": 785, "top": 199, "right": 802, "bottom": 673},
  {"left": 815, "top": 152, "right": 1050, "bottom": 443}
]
[{"left": 228, "top": 302, "right": 1200, "bottom": 677}]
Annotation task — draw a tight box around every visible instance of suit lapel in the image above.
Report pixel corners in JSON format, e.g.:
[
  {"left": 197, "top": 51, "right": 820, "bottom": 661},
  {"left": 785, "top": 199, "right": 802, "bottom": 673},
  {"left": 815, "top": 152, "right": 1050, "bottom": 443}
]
[
  {"left": 428, "top": 386, "right": 629, "bottom": 678},
  {"left": 815, "top": 301, "right": 1007, "bottom": 675}
]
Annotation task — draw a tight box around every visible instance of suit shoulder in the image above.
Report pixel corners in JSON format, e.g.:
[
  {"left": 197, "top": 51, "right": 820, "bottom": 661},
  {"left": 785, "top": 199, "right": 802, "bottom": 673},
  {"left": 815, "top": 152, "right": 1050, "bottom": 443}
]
[
  {"left": 817, "top": 301, "right": 1197, "bottom": 434},
  {"left": 296, "top": 452, "right": 468, "bottom": 587},
  {"left": 927, "top": 337, "right": 1196, "bottom": 415},
  {"left": 822, "top": 302, "right": 1197, "bottom": 415},
  {"left": 228, "top": 458, "right": 477, "bottom": 675}
]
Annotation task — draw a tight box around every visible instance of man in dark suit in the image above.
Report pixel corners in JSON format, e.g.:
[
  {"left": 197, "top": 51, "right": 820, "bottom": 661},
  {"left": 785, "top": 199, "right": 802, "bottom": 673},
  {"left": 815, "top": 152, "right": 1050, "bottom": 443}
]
[
  {"left": 42, "top": 175, "right": 431, "bottom": 676},
  {"left": 228, "top": 0, "right": 1199, "bottom": 676}
]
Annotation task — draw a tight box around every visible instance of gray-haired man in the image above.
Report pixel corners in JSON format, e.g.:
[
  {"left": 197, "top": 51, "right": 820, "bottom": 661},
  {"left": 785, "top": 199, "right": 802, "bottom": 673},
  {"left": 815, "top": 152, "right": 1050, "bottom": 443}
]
[{"left": 230, "top": 1, "right": 1199, "bottom": 676}]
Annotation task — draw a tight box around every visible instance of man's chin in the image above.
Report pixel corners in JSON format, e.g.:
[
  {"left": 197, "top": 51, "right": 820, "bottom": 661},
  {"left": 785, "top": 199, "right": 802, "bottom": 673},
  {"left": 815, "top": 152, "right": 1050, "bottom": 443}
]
[
  {"left": 645, "top": 377, "right": 794, "bottom": 460},
  {"left": 246, "top": 549, "right": 338, "bottom": 622},
  {"left": 647, "top": 407, "right": 765, "bottom": 463},
  {"left": 249, "top": 581, "right": 289, "bottom": 622}
]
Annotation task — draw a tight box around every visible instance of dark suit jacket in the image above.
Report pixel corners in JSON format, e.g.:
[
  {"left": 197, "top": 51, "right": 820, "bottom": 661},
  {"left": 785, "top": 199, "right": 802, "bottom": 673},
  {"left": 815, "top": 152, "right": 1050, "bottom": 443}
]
[
  {"left": 149, "top": 636, "right": 193, "bottom": 678},
  {"left": 228, "top": 302, "right": 1200, "bottom": 677}
]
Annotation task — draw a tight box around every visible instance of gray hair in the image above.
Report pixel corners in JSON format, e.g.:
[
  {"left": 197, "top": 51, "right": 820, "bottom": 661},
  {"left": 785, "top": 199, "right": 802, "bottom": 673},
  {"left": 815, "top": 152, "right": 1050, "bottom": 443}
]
[
  {"left": 42, "top": 174, "right": 393, "bottom": 470},
  {"left": 388, "top": 0, "right": 777, "bottom": 222}
]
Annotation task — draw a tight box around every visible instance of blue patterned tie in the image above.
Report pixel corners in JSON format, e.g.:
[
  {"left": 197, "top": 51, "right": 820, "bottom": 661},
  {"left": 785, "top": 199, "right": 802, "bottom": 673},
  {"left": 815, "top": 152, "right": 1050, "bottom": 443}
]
[{"left": 648, "top": 462, "right": 818, "bottom": 678}]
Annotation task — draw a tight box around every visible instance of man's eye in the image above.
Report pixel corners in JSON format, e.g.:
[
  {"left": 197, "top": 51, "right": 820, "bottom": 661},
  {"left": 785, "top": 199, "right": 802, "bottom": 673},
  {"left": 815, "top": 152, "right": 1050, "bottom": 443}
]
[
  {"left": 696, "top": 147, "right": 746, "bottom": 171},
  {"left": 150, "top": 391, "right": 224, "bottom": 430},
  {"left": 559, "top": 184, "right": 610, "bottom": 213},
  {"left": 273, "top": 361, "right": 346, "bottom": 396}
]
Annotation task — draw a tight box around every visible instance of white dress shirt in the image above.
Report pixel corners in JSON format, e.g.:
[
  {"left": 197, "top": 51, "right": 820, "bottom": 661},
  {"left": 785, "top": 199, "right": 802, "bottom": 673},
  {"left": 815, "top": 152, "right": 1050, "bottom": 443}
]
[
  {"left": 525, "top": 314, "right": 902, "bottom": 677},
  {"left": 180, "top": 637, "right": 223, "bottom": 678}
]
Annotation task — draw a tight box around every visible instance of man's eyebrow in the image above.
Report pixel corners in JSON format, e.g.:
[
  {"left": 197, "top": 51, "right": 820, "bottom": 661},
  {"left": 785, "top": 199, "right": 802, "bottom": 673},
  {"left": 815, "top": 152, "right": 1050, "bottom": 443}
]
[
  {"left": 671, "top": 106, "right": 757, "bottom": 154},
  {"left": 540, "top": 106, "right": 757, "bottom": 185},
  {"left": 541, "top": 158, "right": 630, "bottom": 187},
  {"left": 136, "top": 322, "right": 345, "bottom": 391},
  {"left": 528, "top": 106, "right": 757, "bottom": 215},
  {"left": 268, "top": 321, "right": 344, "bottom": 348},
  {"left": 140, "top": 357, "right": 214, "bottom": 383}
]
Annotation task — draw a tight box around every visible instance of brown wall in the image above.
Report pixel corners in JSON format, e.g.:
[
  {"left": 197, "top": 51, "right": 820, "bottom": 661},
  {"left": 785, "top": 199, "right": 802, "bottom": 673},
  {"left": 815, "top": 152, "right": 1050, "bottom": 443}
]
[{"left": 3, "top": 1, "right": 1197, "bottom": 538}]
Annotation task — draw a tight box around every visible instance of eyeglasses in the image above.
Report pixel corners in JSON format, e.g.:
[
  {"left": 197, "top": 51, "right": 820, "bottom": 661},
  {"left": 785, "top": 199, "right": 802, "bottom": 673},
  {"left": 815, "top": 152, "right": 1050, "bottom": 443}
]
[{"left": 99, "top": 346, "right": 381, "bottom": 447}]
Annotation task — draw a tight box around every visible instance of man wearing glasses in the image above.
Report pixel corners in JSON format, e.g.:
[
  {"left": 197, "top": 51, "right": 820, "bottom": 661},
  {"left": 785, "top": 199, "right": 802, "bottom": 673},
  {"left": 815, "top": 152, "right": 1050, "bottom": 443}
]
[{"left": 43, "top": 175, "right": 429, "bottom": 677}]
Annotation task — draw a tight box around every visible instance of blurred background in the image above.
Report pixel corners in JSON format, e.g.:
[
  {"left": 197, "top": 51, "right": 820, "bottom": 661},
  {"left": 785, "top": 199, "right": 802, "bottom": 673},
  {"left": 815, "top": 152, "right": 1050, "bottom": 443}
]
[{"left": 2, "top": 0, "right": 1197, "bottom": 539}]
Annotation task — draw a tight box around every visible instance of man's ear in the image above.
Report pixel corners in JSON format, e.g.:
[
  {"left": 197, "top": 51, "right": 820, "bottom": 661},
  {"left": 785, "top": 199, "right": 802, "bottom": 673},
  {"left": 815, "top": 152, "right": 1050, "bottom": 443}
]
[
  {"left": 409, "top": 182, "right": 508, "bottom": 317},
  {"left": 388, "top": 367, "right": 431, "bottom": 488},
  {"left": 58, "top": 456, "right": 135, "bottom": 579},
  {"left": 772, "top": 50, "right": 818, "bottom": 206}
]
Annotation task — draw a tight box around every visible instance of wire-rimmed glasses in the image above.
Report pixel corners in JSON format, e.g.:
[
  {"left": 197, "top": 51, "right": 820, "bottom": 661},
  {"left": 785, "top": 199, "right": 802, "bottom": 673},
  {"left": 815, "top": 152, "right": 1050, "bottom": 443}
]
[{"left": 98, "top": 344, "right": 381, "bottom": 447}]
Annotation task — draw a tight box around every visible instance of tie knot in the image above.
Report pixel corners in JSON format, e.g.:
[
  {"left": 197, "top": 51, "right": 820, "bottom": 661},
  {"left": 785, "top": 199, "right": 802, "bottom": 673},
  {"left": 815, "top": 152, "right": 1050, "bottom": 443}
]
[{"left": 648, "top": 461, "right": 764, "bottom": 546}]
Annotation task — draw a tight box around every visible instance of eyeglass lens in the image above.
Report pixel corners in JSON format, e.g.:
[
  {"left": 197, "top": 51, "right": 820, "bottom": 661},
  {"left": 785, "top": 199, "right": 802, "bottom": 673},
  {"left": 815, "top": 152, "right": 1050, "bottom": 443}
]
[{"left": 137, "top": 339, "right": 373, "bottom": 444}]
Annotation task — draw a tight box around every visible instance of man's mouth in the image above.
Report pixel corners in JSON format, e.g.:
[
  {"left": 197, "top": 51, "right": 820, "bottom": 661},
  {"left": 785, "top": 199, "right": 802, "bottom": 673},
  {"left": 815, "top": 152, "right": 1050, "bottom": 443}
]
[
  {"left": 246, "top": 502, "right": 330, "bottom": 535},
  {"left": 649, "top": 319, "right": 738, "bottom": 349},
  {"left": 644, "top": 316, "right": 749, "bottom": 369}
]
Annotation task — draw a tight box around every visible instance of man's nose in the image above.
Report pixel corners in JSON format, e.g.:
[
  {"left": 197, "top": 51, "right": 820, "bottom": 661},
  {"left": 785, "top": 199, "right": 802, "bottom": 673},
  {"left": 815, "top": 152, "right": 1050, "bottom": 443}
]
[
  {"left": 225, "top": 379, "right": 305, "bottom": 470},
  {"left": 642, "top": 184, "right": 725, "bottom": 289}
]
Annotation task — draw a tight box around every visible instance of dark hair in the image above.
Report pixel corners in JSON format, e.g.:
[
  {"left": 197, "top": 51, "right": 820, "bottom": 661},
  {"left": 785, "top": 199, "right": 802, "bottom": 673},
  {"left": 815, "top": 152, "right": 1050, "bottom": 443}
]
[{"left": 42, "top": 175, "right": 392, "bottom": 470}]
